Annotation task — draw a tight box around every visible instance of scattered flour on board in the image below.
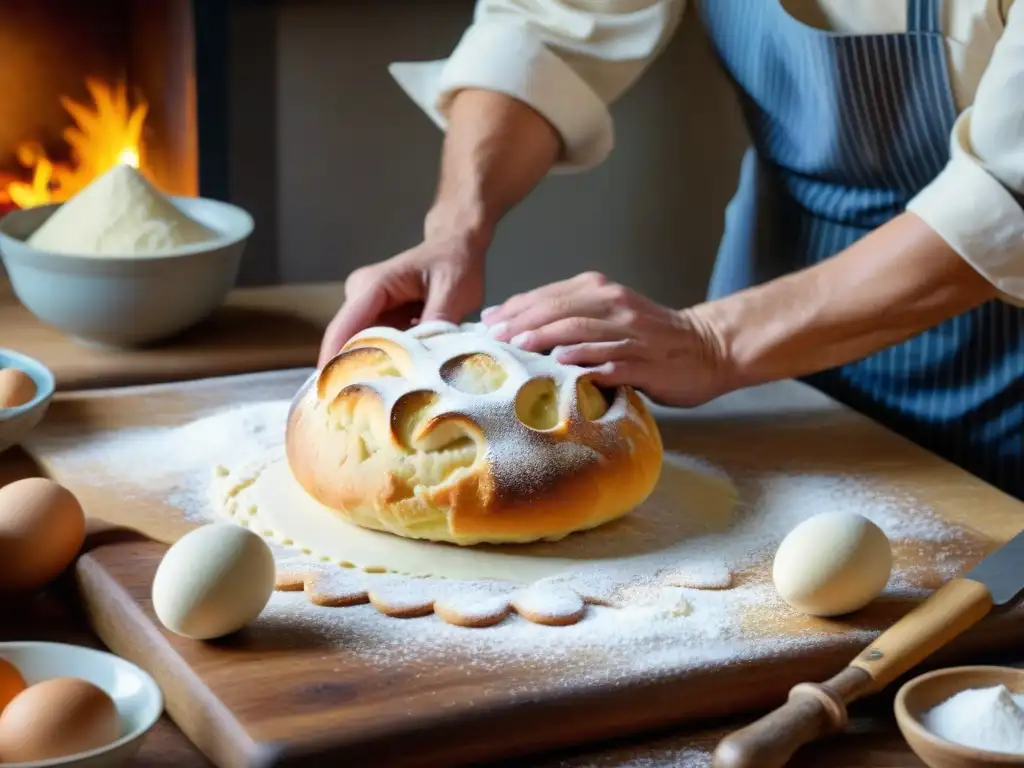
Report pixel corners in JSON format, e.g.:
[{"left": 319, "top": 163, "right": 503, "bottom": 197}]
[{"left": 30, "top": 399, "right": 971, "bottom": 680}]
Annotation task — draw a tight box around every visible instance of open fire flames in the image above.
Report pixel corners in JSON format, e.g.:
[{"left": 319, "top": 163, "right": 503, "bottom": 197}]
[{"left": 0, "top": 79, "right": 147, "bottom": 210}]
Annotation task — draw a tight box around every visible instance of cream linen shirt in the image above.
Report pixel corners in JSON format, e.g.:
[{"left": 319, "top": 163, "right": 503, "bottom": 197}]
[{"left": 389, "top": 0, "right": 1024, "bottom": 302}]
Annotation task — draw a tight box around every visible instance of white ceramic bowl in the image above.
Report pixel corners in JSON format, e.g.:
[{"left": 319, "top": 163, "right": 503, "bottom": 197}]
[
  {"left": 0, "top": 197, "right": 253, "bottom": 348},
  {"left": 0, "top": 642, "right": 163, "bottom": 767},
  {"left": 0, "top": 349, "right": 55, "bottom": 455}
]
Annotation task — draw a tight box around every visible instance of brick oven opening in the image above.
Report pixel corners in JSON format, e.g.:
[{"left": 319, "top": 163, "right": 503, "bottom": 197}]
[{"left": 0, "top": 0, "right": 198, "bottom": 215}]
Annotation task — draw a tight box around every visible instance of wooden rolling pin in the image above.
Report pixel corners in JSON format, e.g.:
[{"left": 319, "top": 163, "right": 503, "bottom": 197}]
[{"left": 713, "top": 569, "right": 1014, "bottom": 767}]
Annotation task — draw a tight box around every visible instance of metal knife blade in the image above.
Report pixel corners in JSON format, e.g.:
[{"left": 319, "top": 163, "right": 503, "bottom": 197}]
[{"left": 964, "top": 526, "right": 1024, "bottom": 605}]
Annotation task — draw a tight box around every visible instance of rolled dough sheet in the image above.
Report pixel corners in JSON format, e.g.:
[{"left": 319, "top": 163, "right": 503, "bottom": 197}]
[{"left": 213, "top": 453, "right": 739, "bottom": 584}]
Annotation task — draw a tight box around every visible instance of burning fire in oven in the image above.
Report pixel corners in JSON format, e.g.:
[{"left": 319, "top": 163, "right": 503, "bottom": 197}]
[{"left": 0, "top": 79, "right": 147, "bottom": 211}]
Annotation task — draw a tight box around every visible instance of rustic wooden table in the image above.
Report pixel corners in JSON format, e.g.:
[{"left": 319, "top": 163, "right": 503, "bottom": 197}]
[{"left": 1, "top": 274, "right": 997, "bottom": 766}]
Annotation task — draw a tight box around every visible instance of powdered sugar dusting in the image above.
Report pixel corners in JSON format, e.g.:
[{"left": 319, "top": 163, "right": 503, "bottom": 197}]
[
  {"left": 251, "top": 585, "right": 874, "bottom": 683},
  {"left": 511, "top": 585, "right": 586, "bottom": 621},
  {"left": 662, "top": 561, "right": 734, "bottom": 590},
  {"left": 434, "top": 593, "right": 512, "bottom": 626},
  {"left": 325, "top": 322, "right": 653, "bottom": 516}
]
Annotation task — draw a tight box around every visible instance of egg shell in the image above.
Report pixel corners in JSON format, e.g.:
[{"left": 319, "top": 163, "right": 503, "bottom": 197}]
[
  {"left": 0, "top": 658, "right": 26, "bottom": 714},
  {"left": 0, "top": 367, "right": 37, "bottom": 409},
  {"left": 0, "top": 677, "right": 120, "bottom": 762},
  {"left": 0, "top": 477, "right": 86, "bottom": 592},
  {"left": 772, "top": 511, "right": 892, "bottom": 617},
  {"left": 152, "top": 523, "right": 276, "bottom": 640}
]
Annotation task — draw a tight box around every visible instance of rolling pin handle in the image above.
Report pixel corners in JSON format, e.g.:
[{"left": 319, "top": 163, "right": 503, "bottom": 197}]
[{"left": 711, "top": 681, "right": 851, "bottom": 768}]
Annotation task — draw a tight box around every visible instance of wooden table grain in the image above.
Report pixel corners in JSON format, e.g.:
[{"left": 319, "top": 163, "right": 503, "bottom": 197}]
[{"left": 0, "top": 275, "right": 955, "bottom": 767}]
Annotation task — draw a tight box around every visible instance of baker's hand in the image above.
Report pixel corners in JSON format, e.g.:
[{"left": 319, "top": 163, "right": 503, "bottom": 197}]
[
  {"left": 318, "top": 238, "right": 486, "bottom": 367},
  {"left": 481, "top": 272, "right": 729, "bottom": 407}
]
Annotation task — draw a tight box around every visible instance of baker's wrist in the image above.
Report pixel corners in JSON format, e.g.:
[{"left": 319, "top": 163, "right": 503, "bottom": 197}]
[
  {"left": 676, "top": 304, "right": 745, "bottom": 397},
  {"left": 423, "top": 200, "right": 495, "bottom": 259},
  {"left": 688, "top": 273, "right": 831, "bottom": 391}
]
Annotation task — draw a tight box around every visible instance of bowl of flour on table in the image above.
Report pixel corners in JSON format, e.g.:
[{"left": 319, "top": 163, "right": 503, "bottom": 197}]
[{"left": 0, "top": 164, "right": 253, "bottom": 348}]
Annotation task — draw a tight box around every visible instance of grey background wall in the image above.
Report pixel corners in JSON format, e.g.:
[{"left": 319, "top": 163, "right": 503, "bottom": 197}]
[{"left": 227, "top": 2, "right": 750, "bottom": 311}]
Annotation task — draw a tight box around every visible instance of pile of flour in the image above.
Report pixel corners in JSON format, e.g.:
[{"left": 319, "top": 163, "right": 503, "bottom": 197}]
[
  {"left": 28, "top": 164, "right": 219, "bottom": 256},
  {"left": 923, "top": 685, "right": 1024, "bottom": 754}
]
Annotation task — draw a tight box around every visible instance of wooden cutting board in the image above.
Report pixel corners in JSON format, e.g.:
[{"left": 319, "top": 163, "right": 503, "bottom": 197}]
[
  {"left": 24, "top": 370, "right": 1024, "bottom": 768},
  {"left": 0, "top": 280, "right": 343, "bottom": 390}
]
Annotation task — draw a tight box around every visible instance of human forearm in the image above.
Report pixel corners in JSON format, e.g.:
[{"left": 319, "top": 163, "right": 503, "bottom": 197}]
[
  {"left": 692, "top": 212, "right": 999, "bottom": 389},
  {"left": 424, "top": 89, "right": 560, "bottom": 248}
]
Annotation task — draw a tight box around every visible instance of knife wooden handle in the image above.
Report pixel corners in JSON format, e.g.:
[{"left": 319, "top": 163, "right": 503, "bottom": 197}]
[
  {"left": 850, "top": 577, "right": 993, "bottom": 688},
  {"left": 712, "top": 577, "right": 994, "bottom": 768}
]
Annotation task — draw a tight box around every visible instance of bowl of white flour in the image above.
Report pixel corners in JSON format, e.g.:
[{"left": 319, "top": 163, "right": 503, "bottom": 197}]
[
  {"left": 0, "top": 164, "right": 253, "bottom": 348},
  {"left": 896, "top": 665, "right": 1024, "bottom": 766}
]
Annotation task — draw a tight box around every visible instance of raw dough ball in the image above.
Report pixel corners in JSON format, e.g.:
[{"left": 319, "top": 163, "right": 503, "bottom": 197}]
[
  {"left": 0, "top": 478, "right": 86, "bottom": 592},
  {"left": 152, "top": 523, "right": 275, "bottom": 640},
  {"left": 772, "top": 512, "right": 892, "bottom": 617},
  {"left": 0, "top": 368, "right": 37, "bottom": 409}
]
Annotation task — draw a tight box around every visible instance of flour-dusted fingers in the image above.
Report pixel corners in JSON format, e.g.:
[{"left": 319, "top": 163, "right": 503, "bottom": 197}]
[
  {"left": 320, "top": 241, "right": 486, "bottom": 367},
  {"left": 496, "top": 275, "right": 658, "bottom": 345},
  {"left": 481, "top": 281, "right": 575, "bottom": 328},
  {"left": 490, "top": 290, "right": 612, "bottom": 342},
  {"left": 483, "top": 272, "right": 614, "bottom": 330},
  {"left": 318, "top": 284, "right": 389, "bottom": 367},
  {"left": 588, "top": 359, "right": 659, "bottom": 392},
  {"left": 494, "top": 294, "right": 614, "bottom": 343},
  {"left": 552, "top": 339, "right": 644, "bottom": 366},
  {"left": 512, "top": 318, "right": 635, "bottom": 353}
]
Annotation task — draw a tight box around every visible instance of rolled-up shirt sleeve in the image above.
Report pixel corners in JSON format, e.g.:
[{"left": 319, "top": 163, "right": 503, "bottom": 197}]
[
  {"left": 388, "top": 0, "right": 686, "bottom": 172},
  {"left": 907, "top": 0, "right": 1024, "bottom": 303}
]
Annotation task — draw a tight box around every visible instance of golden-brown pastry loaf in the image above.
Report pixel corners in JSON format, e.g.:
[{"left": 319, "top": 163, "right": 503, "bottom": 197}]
[{"left": 286, "top": 321, "right": 663, "bottom": 545}]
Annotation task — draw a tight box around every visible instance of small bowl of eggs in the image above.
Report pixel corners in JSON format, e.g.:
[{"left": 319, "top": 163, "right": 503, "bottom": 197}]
[
  {"left": 0, "top": 349, "right": 55, "bottom": 455},
  {"left": 0, "top": 642, "right": 162, "bottom": 767}
]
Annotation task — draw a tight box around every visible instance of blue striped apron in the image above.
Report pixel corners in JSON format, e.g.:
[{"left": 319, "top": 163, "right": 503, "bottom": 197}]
[{"left": 698, "top": 0, "right": 1023, "bottom": 499}]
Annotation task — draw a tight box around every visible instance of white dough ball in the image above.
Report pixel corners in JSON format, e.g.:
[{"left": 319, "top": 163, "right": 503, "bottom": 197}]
[
  {"left": 152, "top": 523, "right": 275, "bottom": 640},
  {"left": 772, "top": 512, "right": 892, "bottom": 617}
]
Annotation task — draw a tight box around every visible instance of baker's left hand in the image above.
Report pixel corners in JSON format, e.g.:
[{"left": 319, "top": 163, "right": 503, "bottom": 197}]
[{"left": 480, "top": 272, "right": 729, "bottom": 407}]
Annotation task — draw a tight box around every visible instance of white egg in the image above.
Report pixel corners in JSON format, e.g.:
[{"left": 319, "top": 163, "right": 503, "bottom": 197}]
[
  {"left": 152, "top": 523, "right": 275, "bottom": 640},
  {"left": 772, "top": 512, "right": 892, "bottom": 618}
]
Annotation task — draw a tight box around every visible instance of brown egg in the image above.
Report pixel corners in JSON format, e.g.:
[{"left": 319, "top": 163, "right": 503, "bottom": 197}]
[
  {"left": 0, "top": 368, "right": 36, "bottom": 409},
  {"left": 0, "top": 478, "right": 86, "bottom": 592},
  {"left": 0, "top": 677, "right": 120, "bottom": 761},
  {"left": 0, "top": 658, "right": 26, "bottom": 713}
]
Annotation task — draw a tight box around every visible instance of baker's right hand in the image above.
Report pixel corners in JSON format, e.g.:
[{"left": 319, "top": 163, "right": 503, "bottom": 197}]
[{"left": 318, "top": 238, "right": 486, "bottom": 368}]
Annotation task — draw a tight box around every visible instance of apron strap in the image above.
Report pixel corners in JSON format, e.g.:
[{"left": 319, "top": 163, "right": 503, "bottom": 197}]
[{"left": 906, "top": 0, "right": 942, "bottom": 33}]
